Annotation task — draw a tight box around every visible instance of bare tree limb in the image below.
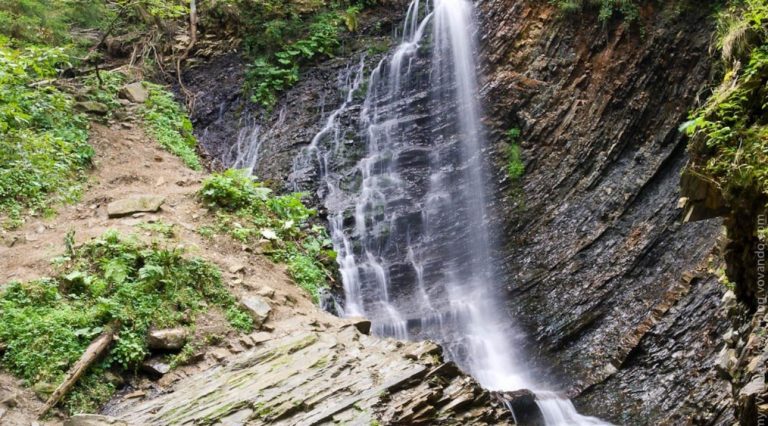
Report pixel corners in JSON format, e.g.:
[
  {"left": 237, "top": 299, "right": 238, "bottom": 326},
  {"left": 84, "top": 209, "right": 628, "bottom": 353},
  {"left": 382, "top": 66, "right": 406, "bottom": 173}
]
[{"left": 38, "top": 322, "right": 119, "bottom": 418}]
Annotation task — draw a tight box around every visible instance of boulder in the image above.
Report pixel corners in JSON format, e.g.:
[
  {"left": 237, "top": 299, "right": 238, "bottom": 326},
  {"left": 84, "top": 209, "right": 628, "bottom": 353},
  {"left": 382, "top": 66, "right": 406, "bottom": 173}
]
[
  {"left": 211, "top": 348, "right": 230, "bottom": 363},
  {"left": 500, "top": 389, "right": 545, "bottom": 426},
  {"left": 119, "top": 82, "right": 149, "bottom": 103},
  {"left": 147, "top": 328, "right": 188, "bottom": 351},
  {"left": 738, "top": 375, "right": 765, "bottom": 426},
  {"left": 75, "top": 101, "right": 109, "bottom": 115},
  {"left": 64, "top": 414, "right": 128, "bottom": 426},
  {"left": 344, "top": 317, "right": 372, "bottom": 335},
  {"left": 0, "top": 389, "right": 18, "bottom": 408},
  {"left": 32, "top": 381, "right": 56, "bottom": 400},
  {"left": 740, "top": 375, "right": 765, "bottom": 400},
  {"left": 107, "top": 196, "right": 165, "bottom": 218},
  {"left": 108, "top": 331, "right": 514, "bottom": 425},
  {"left": 680, "top": 170, "right": 727, "bottom": 222},
  {"left": 241, "top": 296, "right": 272, "bottom": 327},
  {"left": 257, "top": 286, "right": 276, "bottom": 298},
  {"left": 142, "top": 358, "right": 171, "bottom": 378},
  {"left": 716, "top": 347, "right": 738, "bottom": 377},
  {"left": 228, "top": 263, "right": 246, "bottom": 274}
]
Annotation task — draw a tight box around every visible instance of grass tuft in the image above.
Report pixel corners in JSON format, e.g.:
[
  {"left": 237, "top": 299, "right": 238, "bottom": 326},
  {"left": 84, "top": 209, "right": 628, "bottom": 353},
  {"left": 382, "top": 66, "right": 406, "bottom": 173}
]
[{"left": 141, "top": 83, "right": 202, "bottom": 170}]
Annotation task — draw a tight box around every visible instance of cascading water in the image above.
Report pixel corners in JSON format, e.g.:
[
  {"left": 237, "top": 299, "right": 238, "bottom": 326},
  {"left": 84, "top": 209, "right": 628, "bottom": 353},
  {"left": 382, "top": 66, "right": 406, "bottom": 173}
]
[
  {"left": 290, "top": 1, "right": 611, "bottom": 424},
  {"left": 227, "top": 108, "right": 286, "bottom": 175}
]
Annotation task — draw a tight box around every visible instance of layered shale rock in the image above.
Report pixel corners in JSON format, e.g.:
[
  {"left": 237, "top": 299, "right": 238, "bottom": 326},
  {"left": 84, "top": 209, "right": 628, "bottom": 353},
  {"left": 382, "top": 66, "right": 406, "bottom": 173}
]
[
  {"left": 109, "top": 327, "right": 513, "bottom": 425},
  {"left": 478, "top": 1, "right": 734, "bottom": 423}
]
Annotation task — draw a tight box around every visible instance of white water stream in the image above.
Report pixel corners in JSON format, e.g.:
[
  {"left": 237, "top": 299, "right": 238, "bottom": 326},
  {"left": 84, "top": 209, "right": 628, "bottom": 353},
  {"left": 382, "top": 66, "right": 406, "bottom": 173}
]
[{"left": 290, "top": 1, "right": 612, "bottom": 424}]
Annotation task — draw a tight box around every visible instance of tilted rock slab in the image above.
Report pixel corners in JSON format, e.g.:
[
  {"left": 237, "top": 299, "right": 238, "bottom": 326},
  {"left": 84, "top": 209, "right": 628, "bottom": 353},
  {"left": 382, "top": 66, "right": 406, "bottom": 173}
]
[
  {"left": 119, "top": 82, "right": 149, "bottom": 104},
  {"left": 110, "top": 327, "right": 513, "bottom": 425},
  {"left": 107, "top": 196, "right": 165, "bottom": 218}
]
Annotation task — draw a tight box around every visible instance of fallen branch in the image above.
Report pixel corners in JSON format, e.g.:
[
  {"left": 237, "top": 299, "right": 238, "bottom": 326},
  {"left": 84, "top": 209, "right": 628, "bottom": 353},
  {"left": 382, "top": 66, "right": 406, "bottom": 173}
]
[{"left": 39, "top": 322, "right": 119, "bottom": 418}]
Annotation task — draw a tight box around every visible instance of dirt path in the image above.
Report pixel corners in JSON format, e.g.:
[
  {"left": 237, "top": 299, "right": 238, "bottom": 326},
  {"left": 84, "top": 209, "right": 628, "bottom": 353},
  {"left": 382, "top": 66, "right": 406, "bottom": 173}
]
[{"left": 0, "top": 120, "right": 339, "bottom": 425}]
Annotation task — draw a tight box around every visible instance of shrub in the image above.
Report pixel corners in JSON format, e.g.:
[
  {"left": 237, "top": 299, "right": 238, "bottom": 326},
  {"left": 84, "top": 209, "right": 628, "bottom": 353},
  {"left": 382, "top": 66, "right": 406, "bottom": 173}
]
[
  {"left": 0, "top": 231, "right": 252, "bottom": 413},
  {"left": 0, "top": 42, "right": 93, "bottom": 228},
  {"left": 200, "top": 169, "right": 273, "bottom": 210},
  {"left": 141, "top": 83, "right": 202, "bottom": 170},
  {"left": 200, "top": 170, "right": 335, "bottom": 302},
  {"left": 0, "top": 0, "right": 112, "bottom": 45},
  {"left": 550, "top": 0, "right": 641, "bottom": 23},
  {"left": 683, "top": 0, "right": 768, "bottom": 202},
  {"left": 246, "top": 12, "right": 342, "bottom": 107}
]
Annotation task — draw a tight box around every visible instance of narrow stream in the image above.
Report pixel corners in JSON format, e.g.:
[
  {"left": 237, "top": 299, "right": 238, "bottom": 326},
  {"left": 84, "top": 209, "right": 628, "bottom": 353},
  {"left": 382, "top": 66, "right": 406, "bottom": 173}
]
[{"left": 287, "top": 0, "right": 611, "bottom": 424}]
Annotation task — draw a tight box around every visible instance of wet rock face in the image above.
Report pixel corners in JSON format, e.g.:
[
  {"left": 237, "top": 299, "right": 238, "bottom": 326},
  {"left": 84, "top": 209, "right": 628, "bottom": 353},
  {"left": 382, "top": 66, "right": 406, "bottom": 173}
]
[
  {"left": 109, "top": 327, "right": 514, "bottom": 425},
  {"left": 181, "top": 5, "right": 407, "bottom": 182},
  {"left": 477, "top": 1, "right": 733, "bottom": 423}
]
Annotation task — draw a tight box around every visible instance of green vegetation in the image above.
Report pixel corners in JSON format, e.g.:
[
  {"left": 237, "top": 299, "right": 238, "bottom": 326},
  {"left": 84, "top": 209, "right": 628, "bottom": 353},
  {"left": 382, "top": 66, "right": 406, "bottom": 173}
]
[
  {"left": 246, "top": 12, "right": 342, "bottom": 107},
  {"left": 550, "top": 0, "right": 641, "bottom": 23},
  {"left": 223, "top": 0, "right": 372, "bottom": 107},
  {"left": 136, "top": 219, "right": 177, "bottom": 238},
  {"left": 682, "top": 0, "right": 768, "bottom": 204},
  {"left": 80, "top": 70, "right": 128, "bottom": 118},
  {"left": 505, "top": 128, "right": 525, "bottom": 181},
  {"left": 0, "top": 47, "right": 200, "bottom": 228},
  {"left": 0, "top": 42, "right": 93, "bottom": 228},
  {"left": 199, "top": 169, "right": 336, "bottom": 301},
  {"left": 0, "top": 0, "right": 111, "bottom": 46},
  {"left": 0, "top": 231, "right": 252, "bottom": 413},
  {"left": 141, "top": 83, "right": 201, "bottom": 170}
]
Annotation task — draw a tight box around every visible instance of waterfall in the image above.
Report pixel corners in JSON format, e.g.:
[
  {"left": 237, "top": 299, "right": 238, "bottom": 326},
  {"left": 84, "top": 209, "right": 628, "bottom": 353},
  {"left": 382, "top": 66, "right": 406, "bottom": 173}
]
[
  {"left": 291, "top": 1, "right": 611, "bottom": 424},
  {"left": 227, "top": 108, "right": 286, "bottom": 175}
]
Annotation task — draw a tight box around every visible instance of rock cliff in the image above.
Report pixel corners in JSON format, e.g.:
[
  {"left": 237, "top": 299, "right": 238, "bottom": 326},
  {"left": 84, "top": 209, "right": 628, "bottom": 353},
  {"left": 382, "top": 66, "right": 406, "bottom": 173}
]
[
  {"left": 180, "top": 1, "right": 748, "bottom": 423},
  {"left": 478, "top": 1, "right": 735, "bottom": 423}
]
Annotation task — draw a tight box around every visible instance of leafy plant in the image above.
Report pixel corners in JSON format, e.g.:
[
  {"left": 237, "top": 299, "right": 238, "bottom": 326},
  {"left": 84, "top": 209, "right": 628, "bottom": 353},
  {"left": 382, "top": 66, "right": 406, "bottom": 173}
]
[
  {"left": 246, "top": 12, "right": 342, "bottom": 107},
  {"left": 0, "top": 230, "right": 252, "bottom": 414},
  {"left": 342, "top": 6, "right": 361, "bottom": 32},
  {"left": 505, "top": 128, "right": 524, "bottom": 181},
  {"left": 200, "top": 169, "right": 273, "bottom": 210},
  {"left": 136, "top": 220, "right": 177, "bottom": 238},
  {"left": 683, "top": 0, "right": 768, "bottom": 204},
  {"left": 0, "top": 41, "right": 93, "bottom": 228},
  {"left": 141, "top": 83, "right": 202, "bottom": 170},
  {"left": 80, "top": 70, "right": 128, "bottom": 118},
  {"left": 200, "top": 170, "right": 335, "bottom": 302},
  {"left": 550, "top": 0, "right": 641, "bottom": 23}
]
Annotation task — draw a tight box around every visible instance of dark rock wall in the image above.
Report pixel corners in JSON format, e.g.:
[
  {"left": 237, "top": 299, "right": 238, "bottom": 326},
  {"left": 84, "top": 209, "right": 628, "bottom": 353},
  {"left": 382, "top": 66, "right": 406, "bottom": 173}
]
[
  {"left": 478, "top": 1, "right": 735, "bottom": 423},
  {"left": 183, "top": 1, "right": 740, "bottom": 424}
]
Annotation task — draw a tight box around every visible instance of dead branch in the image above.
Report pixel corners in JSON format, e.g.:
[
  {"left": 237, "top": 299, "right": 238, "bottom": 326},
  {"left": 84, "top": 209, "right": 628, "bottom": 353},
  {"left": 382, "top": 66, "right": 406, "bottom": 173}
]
[{"left": 38, "top": 322, "right": 119, "bottom": 418}]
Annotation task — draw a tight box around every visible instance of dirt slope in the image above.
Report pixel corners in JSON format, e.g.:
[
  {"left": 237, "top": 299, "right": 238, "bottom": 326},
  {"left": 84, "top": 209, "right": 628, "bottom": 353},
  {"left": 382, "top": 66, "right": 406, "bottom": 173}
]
[{"left": 0, "top": 118, "right": 328, "bottom": 424}]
